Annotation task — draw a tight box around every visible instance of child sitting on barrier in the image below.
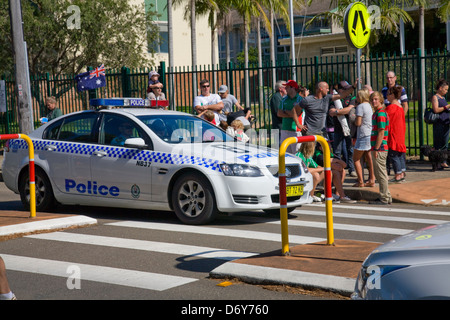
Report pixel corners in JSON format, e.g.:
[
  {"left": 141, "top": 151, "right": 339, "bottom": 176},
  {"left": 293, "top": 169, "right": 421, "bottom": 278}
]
[
  {"left": 295, "top": 141, "right": 324, "bottom": 202},
  {"left": 313, "top": 143, "right": 356, "bottom": 203}
]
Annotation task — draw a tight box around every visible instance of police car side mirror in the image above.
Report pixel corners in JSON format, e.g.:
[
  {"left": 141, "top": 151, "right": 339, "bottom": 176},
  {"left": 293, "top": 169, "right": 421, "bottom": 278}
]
[{"left": 124, "top": 138, "right": 147, "bottom": 149}]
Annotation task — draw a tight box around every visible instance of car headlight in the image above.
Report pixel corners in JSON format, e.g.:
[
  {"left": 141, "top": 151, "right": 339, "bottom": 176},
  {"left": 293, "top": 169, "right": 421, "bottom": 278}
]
[
  {"left": 220, "top": 164, "right": 263, "bottom": 177},
  {"left": 300, "top": 160, "right": 308, "bottom": 173}
]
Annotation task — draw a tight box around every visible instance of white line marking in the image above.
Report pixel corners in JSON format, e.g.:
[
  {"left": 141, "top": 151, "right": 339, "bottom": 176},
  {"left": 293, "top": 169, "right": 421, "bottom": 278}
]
[
  {"left": 293, "top": 210, "right": 448, "bottom": 225},
  {"left": 106, "top": 221, "right": 325, "bottom": 244},
  {"left": 229, "top": 215, "right": 414, "bottom": 235},
  {"left": 303, "top": 204, "right": 450, "bottom": 216},
  {"left": 274, "top": 220, "right": 411, "bottom": 235},
  {"left": 27, "top": 232, "right": 257, "bottom": 261},
  {"left": 1, "top": 254, "right": 197, "bottom": 291}
]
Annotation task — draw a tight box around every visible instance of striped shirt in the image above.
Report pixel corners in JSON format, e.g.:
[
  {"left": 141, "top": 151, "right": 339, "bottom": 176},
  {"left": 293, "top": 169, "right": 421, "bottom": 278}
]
[
  {"left": 371, "top": 108, "right": 389, "bottom": 151},
  {"left": 381, "top": 84, "right": 408, "bottom": 105}
]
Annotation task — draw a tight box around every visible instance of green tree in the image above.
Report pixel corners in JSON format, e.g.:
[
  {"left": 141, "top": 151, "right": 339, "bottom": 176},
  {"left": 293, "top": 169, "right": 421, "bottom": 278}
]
[
  {"left": 231, "top": 0, "right": 270, "bottom": 106},
  {"left": 172, "top": 0, "right": 218, "bottom": 95},
  {"left": 436, "top": 0, "right": 450, "bottom": 21},
  {"left": 237, "top": 46, "right": 259, "bottom": 65},
  {"left": 0, "top": 0, "right": 160, "bottom": 77}
]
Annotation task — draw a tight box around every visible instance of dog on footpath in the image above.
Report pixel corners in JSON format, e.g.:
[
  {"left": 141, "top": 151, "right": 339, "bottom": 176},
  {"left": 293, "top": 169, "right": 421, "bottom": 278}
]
[{"left": 420, "top": 145, "right": 449, "bottom": 171}]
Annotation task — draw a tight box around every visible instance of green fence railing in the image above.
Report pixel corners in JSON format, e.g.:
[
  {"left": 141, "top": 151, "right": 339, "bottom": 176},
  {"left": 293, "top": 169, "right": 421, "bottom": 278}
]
[{"left": 1, "top": 48, "right": 449, "bottom": 155}]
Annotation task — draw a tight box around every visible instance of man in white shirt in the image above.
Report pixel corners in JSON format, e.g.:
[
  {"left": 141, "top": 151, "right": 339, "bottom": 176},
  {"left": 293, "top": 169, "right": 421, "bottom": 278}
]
[{"left": 194, "top": 79, "right": 224, "bottom": 124}]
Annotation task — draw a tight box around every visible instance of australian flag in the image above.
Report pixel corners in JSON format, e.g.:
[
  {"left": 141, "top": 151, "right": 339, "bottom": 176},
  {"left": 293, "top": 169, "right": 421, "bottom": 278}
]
[{"left": 75, "top": 64, "right": 106, "bottom": 92}]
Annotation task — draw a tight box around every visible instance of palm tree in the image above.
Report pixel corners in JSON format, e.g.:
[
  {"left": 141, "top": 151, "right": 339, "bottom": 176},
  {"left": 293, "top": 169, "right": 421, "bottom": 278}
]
[
  {"left": 306, "top": 0, "right": 414, "bottom": 53},
  {"left": 436, "top": 0, "right": 450, "bottom": 51},
  {"left": 231, "top": 0, "right": 271, "bottom": 106},
  {"left": 436, "top": 0, "right": 450, "bottom": 21},
  {"left": 305, "top": 0, "right": 414, "bottom": 86},
  {"left": 195, "top": 0, "right": 231, "bottom": 89},
  {"left": 167, "top": 0, "right": 174, "bottom": 109},
  {"left": 173, "top": 0, "right": 222, "bottom": 95}
]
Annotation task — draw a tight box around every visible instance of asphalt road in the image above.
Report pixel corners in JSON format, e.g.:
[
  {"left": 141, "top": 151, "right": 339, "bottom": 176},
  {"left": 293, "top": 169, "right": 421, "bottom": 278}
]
[{"left": 2, "top": 172, "right": 450, "bottom": 304}]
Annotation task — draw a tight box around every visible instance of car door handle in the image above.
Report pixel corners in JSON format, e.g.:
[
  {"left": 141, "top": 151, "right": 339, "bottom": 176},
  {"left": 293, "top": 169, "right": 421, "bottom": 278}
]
[
  {"left": 45, "top": 145, "right": 57, "bottom": 151},
  {"left": 92, "top": 150, "right": 108, "bottom": 157}
]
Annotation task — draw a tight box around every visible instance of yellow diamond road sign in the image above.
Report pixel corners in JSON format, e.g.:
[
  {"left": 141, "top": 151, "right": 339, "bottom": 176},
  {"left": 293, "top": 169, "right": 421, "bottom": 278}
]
[{"left": 344, "top": 2, "right": 371, "bottom": 49}]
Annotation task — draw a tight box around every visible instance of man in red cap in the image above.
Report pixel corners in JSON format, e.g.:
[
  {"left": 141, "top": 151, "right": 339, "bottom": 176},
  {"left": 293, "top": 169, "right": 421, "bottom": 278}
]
[{"left": 277, "top": 80, "right": 306, "bottom": 154}]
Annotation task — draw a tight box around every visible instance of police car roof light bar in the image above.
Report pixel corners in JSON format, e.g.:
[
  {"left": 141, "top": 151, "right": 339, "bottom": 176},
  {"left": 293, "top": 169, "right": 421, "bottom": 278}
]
[{"left": 89, "top": 98, "right": 151, "bottom": 109}]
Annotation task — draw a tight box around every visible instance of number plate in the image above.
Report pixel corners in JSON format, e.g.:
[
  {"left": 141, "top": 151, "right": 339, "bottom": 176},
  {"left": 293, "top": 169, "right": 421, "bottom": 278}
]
[{"left": 286, "top": 184, "right": 304, "bottom": 197}]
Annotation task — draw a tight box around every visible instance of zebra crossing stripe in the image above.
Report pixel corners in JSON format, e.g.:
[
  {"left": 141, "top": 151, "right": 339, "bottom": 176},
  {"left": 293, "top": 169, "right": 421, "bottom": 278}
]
[
  {"left": 225, "top": 215, "right": 415, "bottom": 235},
  {"left": 304, "top": 204, "right": 450, "bottom": 216},
  {"left": 1, "top": 254, "right": 197, "bottom": 291},
  {"left": 294, "top": 210, "right": 448, "bottom": 225},
  {"left": 105, "top": 221, "right": 325, "bottom": 244},
  {"left": 273, "top": 219, "right": 411, "bottom": 235},
  {"left": 27, "top": 232, "right": 258, "bottom": 261}
]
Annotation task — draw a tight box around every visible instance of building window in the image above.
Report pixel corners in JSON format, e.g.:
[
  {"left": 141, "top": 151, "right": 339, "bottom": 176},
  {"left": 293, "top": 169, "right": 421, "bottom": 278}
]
[
  {"left": 150, "top": 24, "right": 168, "bottom": 54},
  {"left": 320, "top": 45, "right": 348, "bottom": 56},
  {"left": 146, "top": 0, "right": 168, "bottom": 54},
  {"left": 145, "top": 0, "right": 167, "bottom": 21}
]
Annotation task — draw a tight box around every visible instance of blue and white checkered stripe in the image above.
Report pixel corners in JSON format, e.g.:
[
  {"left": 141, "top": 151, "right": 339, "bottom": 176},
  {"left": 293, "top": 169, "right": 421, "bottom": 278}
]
[{"left": 10, "top": 139, "right": 223, "bottom": 172}]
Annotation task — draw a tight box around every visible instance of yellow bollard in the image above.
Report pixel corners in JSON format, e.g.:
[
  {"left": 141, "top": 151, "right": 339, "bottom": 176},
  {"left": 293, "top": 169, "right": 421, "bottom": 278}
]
[
  {"left": 278, "top": 135, "right": 334, "bottom": 255},
  {"left": 21, "top": 134, "right": 36, "bottom": 218},
  {"left": 0, "top": 134, "right": 36, "bottom": 218}
]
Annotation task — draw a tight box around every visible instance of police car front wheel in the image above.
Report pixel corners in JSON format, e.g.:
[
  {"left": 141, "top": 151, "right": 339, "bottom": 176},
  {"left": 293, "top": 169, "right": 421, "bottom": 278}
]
[
  {"left": 19, "top": 168, "right": 56, "bottom": 212},
  {"left": 172, "top": 173, "right": 217, "bottom": 225}
]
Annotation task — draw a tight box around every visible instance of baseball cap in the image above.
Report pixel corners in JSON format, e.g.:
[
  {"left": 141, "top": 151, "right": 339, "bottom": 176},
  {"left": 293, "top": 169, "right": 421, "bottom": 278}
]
[
  {"left": 218, "top": 85, "right": 228, "bottom": 93},
  {"left": 339, "top": 80, "right": 352, "bottom": 90},
  {"left": 283, "top": 80, "right": 299, "bottom": 89}
]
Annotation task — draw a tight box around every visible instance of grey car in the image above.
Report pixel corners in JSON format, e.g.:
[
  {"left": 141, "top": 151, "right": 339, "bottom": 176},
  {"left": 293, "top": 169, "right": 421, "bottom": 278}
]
[{"left": 352, "top": 222, "right": 450, "bottom": 300}]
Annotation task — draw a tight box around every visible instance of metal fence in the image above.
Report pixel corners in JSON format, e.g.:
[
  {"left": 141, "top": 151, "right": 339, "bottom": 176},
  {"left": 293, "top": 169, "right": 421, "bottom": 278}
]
[{"left": 1, "top": 48, "right": 449, "bottom": 155}]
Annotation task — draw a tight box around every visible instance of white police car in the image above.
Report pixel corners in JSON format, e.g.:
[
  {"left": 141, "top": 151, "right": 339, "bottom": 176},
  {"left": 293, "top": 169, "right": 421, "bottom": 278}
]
[{"left": 2, "top": 98, "right": 313, "bottom": 224}]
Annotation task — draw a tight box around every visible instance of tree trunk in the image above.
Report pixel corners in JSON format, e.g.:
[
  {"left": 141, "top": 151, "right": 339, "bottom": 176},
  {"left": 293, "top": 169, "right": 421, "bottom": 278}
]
[{"left": 191, "top": 0, "right": 197, "bottom": 97}]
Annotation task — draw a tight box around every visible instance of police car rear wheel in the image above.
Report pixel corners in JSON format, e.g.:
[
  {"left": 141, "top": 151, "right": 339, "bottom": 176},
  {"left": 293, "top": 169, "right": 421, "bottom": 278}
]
[
  {"left": 19, "top": 168, "right": 55, "bottom": 211},
  {"left": 172, "top": 173, "right": 217, "bottom": 225}
]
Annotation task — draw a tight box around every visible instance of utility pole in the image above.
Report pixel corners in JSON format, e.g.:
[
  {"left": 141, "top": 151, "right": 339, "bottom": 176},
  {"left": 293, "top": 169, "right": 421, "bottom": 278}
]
[
  {"left": 9, "top": 0, "right": 33, "bottom": 134},
  {"left": 289, "top": 0, "right": 296, "bottom": 81}
]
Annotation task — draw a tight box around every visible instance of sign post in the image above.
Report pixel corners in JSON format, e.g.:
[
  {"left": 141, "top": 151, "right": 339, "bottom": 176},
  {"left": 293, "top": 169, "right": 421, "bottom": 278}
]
[{"left": 343, "top": 2, "right": 371, "bottom": 90}]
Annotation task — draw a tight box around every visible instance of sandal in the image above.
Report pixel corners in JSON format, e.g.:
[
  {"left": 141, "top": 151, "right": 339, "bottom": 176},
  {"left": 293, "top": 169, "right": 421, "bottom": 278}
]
[
  {"left": 364, "top": 182, "right": 375, "bottom": 187},
  {"left": 352, "top": 183, "right": 364, "bottom": 187}
]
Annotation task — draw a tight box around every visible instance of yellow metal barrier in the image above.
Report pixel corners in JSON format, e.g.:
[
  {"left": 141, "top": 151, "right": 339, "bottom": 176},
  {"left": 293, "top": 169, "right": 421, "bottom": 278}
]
[
  {"left": 0, "top": 134, "right": 36, "bottom": 218},
  {"left": 279, "top": 135, "right": 334, "bottom": 255}
]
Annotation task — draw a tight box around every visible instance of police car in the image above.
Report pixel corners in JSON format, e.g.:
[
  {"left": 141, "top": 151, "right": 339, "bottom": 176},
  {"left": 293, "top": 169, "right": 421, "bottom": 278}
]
[{"left": 2, "top": 98, "right": 313, "bottom": 224}]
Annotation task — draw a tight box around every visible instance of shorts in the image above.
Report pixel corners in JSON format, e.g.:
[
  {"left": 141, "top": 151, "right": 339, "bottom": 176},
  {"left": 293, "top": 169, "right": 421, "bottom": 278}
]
[
  {"left": 354, "top": 136, "right": 371, "bottom": 151},
  {"left": 280, "top": 130, "right": 297, "bottom": 154}
]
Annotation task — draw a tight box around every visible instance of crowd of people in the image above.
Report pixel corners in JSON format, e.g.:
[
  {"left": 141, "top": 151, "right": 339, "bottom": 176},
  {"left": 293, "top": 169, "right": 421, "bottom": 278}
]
[
  {"left": 188, "top": 73, "right": 450, "bottom": 206},
  {"left": 193, "top": 78, "right": 254, "bottom": 142},
  {"left": 269, "top": 72, "right": 450, "bottom": 206},
  {"left": 38, "top": 70, "right": 449, "bottom": 185}
]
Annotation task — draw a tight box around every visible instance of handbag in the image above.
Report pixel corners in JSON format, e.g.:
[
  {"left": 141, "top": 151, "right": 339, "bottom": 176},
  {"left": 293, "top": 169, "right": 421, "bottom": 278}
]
[{"left": 424, "top": 106, "right": 440, "bottom": 124}]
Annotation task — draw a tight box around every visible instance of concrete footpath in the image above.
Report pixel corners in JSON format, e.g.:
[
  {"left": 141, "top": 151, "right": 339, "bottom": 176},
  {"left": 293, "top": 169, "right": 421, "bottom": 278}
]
[{"left": 1, "top": 154, "right": 450, "bottom": 298}]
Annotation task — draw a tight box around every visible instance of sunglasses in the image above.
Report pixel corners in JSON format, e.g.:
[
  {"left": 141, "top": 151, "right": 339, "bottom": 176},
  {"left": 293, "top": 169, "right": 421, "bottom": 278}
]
[{"left": 202, "top": 85, "right": 210, "bottom": 88}]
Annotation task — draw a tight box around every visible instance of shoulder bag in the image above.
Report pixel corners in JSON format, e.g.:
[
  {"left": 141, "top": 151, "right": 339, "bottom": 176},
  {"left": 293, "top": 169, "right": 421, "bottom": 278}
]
[{"left": 424, "top": 106, "right": 440, "bottom": 124}]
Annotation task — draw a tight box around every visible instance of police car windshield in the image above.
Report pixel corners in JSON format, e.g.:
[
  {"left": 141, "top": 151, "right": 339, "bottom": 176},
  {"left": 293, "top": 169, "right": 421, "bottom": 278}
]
[{"left": 137, "top": 114, "right": 234, "bottom": 144}]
